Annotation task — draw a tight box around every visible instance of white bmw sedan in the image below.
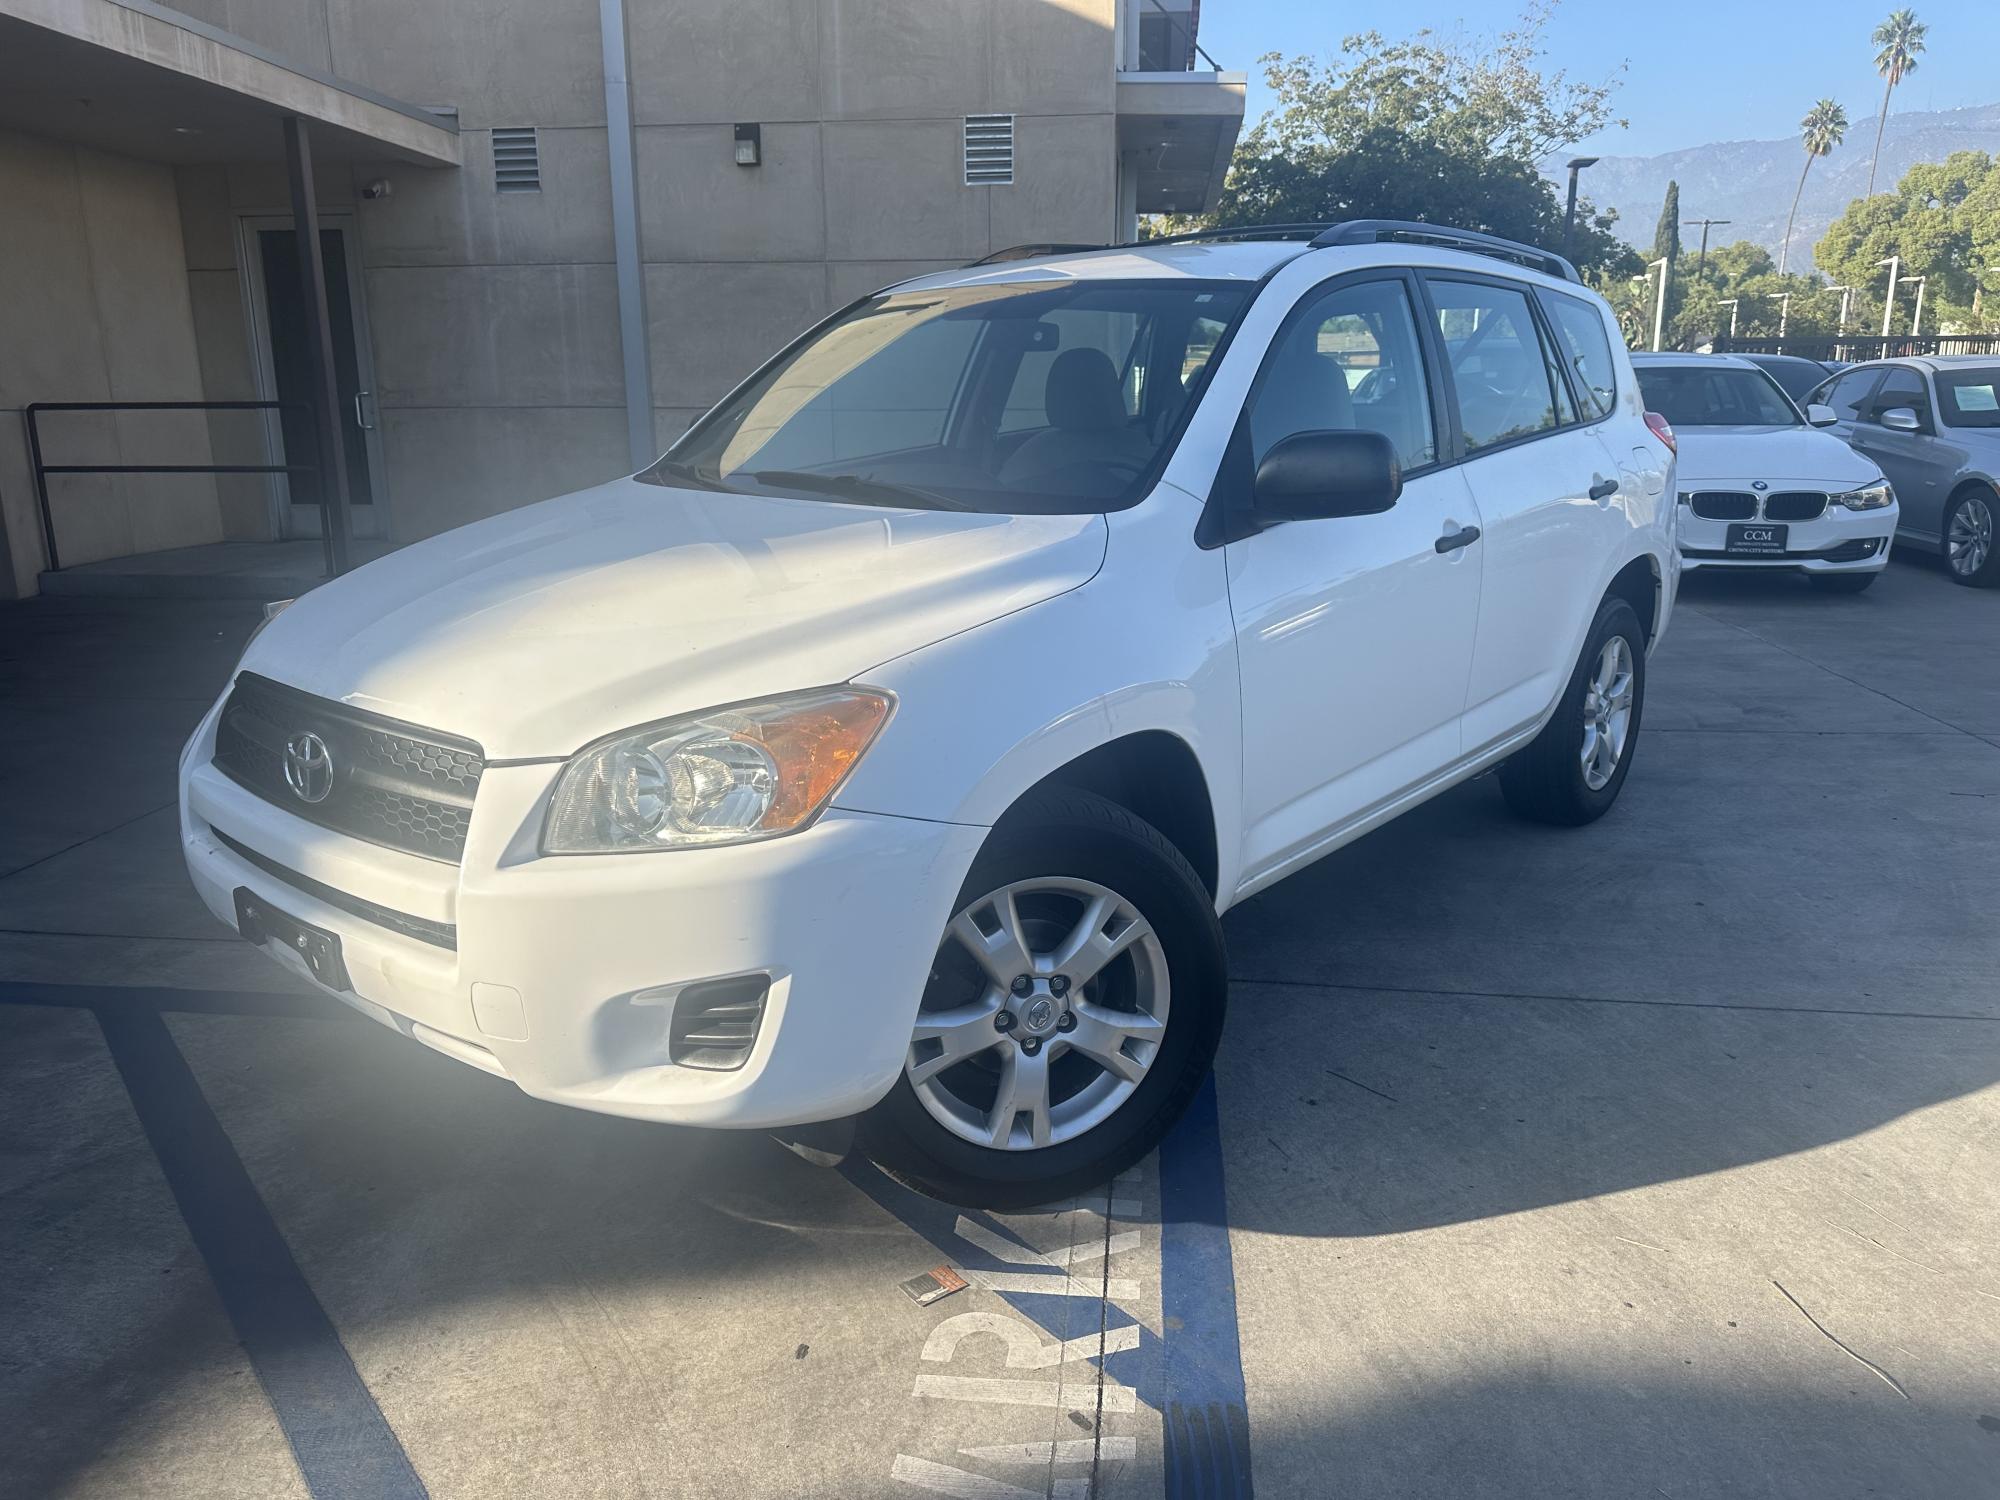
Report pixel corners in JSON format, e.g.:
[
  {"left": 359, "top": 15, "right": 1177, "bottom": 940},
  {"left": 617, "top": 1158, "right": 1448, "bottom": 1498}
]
[{"left": 1634, "top": 354, "right": 1897, "bottom": 593}]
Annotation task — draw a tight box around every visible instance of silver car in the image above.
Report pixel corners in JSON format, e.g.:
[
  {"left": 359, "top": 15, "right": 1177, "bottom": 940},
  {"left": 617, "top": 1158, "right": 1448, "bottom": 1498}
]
[{"left": 1808, "top": 357, "right": 2000, "bottom": 586}]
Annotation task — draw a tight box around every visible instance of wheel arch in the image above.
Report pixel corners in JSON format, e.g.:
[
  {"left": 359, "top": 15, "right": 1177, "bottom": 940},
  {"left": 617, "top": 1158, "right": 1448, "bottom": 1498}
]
[
  {"left": 1603, "top": 551, "right": 1663, "bottom": 647},
  {"left": 1005, "top": 730, "right": 1220, "bottom": 899}
]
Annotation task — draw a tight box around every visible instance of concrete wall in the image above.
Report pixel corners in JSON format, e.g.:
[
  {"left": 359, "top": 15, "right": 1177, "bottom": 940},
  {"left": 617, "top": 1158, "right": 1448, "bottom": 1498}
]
[
  {"left": 0, "top": 129, "right": 220, "bottom": 598},
  {"left": 111, "top": 0, "right": 1124, "bottom": 554}
]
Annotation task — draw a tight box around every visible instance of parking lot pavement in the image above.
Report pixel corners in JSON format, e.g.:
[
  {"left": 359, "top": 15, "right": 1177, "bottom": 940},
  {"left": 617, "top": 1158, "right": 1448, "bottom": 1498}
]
[{"left": 4, "top": 557, "right": 1998, "bottom": 1500}]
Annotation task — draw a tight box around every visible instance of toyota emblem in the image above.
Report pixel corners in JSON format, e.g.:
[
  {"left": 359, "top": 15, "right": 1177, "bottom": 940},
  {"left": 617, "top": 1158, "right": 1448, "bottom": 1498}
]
[{"left": 283, "top": 731, "right": 334, "bottom": 804}]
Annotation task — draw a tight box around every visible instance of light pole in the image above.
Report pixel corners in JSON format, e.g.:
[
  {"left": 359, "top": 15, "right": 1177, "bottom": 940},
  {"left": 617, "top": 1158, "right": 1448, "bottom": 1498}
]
[
  {"left": 1777, "top": 291, "right": 1793, "bottom": 338},
  {"left": 1878, "top": 255, "right": 1900, "bottom": 338},
  {"left": 1718, "top": 297, "right": 1741, "bottom": 339},
  {"left": 1826, "top": 284, "right": 1854, "bottom": 334},
  {"left": 1645, "top": 257, "right": 1670, "bottom": 351},
  {"left": 1900, "top": 274, "right": 1927, "bottom": 337},
  {"left": 1562, "top": 156, "right": 1598, "bottom": 261},
  {"left": 1682, "top": 217, "right": 1732, "bottom": 273}
]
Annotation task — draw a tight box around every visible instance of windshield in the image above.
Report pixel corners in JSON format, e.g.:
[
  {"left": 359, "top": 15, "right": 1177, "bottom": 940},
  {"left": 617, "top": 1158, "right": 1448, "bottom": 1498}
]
[
  {"left": 644, "top": 278, "right": 1253, "bottom": 514},
  {"left": 1635, "top": 365, "right": 1800, "bottom": 427},
  {"left": 1936, "top": 368, "right": 2000, "bottom": 429}
]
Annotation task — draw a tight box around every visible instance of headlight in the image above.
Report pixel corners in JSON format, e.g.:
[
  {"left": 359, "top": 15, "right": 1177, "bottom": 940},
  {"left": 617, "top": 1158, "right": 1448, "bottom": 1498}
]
[
  {"left": 543, "top": 688, "right": 892, "bottom": 853},
  {"left": 1830, "top": 481, "right": 1894, "bottom": 511}
]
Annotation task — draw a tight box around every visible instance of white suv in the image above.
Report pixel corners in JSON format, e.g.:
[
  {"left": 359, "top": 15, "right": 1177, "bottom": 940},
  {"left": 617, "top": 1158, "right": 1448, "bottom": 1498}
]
[{"left": 179, "top": 223, "right": 1676, "bottom": 1206}]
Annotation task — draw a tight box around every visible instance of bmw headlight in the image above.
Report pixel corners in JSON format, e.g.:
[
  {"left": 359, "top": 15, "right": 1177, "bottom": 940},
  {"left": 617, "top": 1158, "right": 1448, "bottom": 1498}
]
[
  {"left": 543, "top": 688, "right": 892, "bottom": 853},
  {"left": 1830, "top": 481, "right": 1894, "bottom": 511}
]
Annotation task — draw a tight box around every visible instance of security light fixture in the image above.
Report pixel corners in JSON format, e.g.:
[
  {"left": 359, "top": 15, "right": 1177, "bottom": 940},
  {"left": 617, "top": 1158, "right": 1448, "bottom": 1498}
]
[{"left": 734, "top": 123, "right": 762, "bottom": 167}]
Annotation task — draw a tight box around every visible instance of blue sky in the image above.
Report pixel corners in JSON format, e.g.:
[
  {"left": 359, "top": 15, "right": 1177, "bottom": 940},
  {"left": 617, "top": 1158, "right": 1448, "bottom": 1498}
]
[{"left": 1197, "top": 0, "right": 1999, "bottom": 158}]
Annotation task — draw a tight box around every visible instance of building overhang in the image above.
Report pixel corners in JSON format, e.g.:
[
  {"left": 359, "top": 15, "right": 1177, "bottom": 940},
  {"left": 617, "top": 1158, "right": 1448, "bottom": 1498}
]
[
  {"left": 1115, "top": 70, "right": 1246, "bottom": 216},
  {"left": 0, "top": 0, "right": 460, "bottom": 167}
]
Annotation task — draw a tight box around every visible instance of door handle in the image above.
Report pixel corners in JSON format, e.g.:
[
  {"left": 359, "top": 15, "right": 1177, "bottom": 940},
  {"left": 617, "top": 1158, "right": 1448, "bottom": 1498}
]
[
  {"left": 352, "top": 390, "right": 374, "bottom": 431},
  {"left": 1435, "top": 525, "right": 1481, "bottom": 555},
  {"left": 1589, "top": 476, "right": 1619, "bottom": 501}
]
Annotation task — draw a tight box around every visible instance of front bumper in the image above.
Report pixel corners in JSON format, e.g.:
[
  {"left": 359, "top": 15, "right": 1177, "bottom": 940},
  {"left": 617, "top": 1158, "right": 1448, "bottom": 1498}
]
[
  {"left": 178, "top": 697, "right": 986, "bottom": 1128},
  {"left": 1676, "top": 499, "right": 1898, "bottom": 573}
]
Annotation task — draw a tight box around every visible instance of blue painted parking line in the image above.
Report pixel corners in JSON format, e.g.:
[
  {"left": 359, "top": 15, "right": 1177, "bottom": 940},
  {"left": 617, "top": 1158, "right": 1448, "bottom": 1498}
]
[{"left": 1156, "top": 1076, "right": 1254, "bottom": 1500}]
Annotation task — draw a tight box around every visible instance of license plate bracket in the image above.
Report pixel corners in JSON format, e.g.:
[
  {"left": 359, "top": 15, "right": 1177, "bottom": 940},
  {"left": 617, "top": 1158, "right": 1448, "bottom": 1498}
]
[
  {"left": 234, "top": 886, "right": 350, "bottom": 991},
  {"left": 1725, "top": 522, "right": 1789, "bottom": 555}
]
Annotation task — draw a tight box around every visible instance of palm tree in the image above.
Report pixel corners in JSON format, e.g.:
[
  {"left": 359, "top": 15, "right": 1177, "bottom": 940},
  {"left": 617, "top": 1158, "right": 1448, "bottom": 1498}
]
[
  {"left": 1865, "top": 10, "right": 1927, "bottom": 198},
  {"left": 1780, "top": 100, "right": 1848, "bottom": 275}
]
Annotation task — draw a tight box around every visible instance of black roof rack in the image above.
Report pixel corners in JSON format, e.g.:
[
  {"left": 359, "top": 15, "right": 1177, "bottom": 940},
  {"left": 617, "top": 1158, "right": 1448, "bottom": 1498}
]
[
  {"left": 1310, "top": 220, "right": 1581, "bottom": 283},
  {"left": 962, "top": 220, "right": 1582, "bottom": 284}
]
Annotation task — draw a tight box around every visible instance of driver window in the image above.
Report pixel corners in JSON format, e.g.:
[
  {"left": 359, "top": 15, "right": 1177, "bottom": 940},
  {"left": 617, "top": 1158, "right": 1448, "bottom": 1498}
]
[
  {"left": 1820, "top": 368, "right": 1882, "bottom": 422},
  {"left": 1867, "top": 367, "right": 1927, "bottom": 426},
  {"left": 1248, "top": 279, "right": 1437, "bottom": 470}
]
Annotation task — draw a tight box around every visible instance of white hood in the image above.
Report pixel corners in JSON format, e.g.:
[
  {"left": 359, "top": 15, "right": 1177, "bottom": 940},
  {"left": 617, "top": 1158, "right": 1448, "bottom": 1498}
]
[
  {"left": 1672, "top": 425, "right": 1882, "bottom": 487},
  {"left": 241, "top": 478, "right": 1107, "bottom": 759}
]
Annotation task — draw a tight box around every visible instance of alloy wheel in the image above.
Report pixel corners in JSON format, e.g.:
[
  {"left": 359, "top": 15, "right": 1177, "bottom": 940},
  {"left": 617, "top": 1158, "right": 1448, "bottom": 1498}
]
[
  {"left": 907, "top": 877, "right": 1169, "bottom": 1151},
  {"left": 1580, "top": 635, "right": 1635, "bottom": 792},
  {"left": 1949, "top": 495, "right": 1994, "bottom": 578}
]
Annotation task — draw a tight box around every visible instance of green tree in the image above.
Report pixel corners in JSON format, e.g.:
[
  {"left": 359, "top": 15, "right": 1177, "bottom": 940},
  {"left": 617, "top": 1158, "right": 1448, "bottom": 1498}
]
[
  {"left": 1175, "top": 4, "right": 1638, "bottom": 274},
  {"left": 1653, "top": 180, "right": 1681, "bottom": 265},
  {"left": 1780, "top": 100, "right": 1849, "bottom": 275},
  {"left": 1865, "top": 10, "right": 1927, "bottom": 198},
  {"left": 1816, "top": 151, "right": 1996, "bottom": 332}
]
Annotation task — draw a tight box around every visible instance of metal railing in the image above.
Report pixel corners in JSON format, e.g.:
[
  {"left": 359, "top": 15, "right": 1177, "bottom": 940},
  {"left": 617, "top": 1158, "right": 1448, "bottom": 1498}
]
[
  {"left": 1714, "top": 333, "right": 2000, "bottom": 363},
  {"left": 25, "top": 401, "right": 316, "bottom": 574}
]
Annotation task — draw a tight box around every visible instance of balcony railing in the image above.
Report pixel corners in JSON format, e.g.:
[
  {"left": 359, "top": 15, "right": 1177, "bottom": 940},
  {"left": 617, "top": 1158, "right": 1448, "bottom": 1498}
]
[{"left": 1120, "top": 0, "right": 1217, "bottom": 73}]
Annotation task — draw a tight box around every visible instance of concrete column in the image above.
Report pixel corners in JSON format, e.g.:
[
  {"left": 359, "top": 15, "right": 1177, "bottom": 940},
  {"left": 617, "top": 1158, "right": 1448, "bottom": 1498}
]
[{"left": 283, "top": 116, "right": 352, "bottom": 577}]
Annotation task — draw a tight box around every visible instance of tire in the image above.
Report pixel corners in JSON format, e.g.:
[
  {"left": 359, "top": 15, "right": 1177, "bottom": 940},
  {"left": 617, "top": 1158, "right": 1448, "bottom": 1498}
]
[
  {"left": 1500, "top": 596, "right": 1646, "bottom": 827},
  {"left": 861, "top": 787, "right": 1226, "bottom": 1209},
  {"left": 1807, "top": 571, "right": 1878, "bottom": 594},
  {"left": 1943, "top": 487, "right": 1999, "bottom": 588}
]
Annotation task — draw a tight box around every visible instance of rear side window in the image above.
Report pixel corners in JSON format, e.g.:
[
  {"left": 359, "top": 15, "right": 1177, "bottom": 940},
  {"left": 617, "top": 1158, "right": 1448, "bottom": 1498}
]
[
  {"left": 1937, "top": 368, "right": 2000, "bottom": 428},
  {"left": 1429, "top": 280, "right": 1561, "bottom": 452},
  {"left": 1819, "top": 367, "right": 1883, "bottom": 422},
  {"left": 1544, "top": 291, "right": 1619, "bottom": 419},
  {"left": 1248, "top": 277, "right": 1438, "bottom": 471}
]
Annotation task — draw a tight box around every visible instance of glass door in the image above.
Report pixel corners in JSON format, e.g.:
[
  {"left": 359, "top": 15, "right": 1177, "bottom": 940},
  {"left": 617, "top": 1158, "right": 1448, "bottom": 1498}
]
[{"left": 240, "top": 216, "right": 388, "bottom": 540}]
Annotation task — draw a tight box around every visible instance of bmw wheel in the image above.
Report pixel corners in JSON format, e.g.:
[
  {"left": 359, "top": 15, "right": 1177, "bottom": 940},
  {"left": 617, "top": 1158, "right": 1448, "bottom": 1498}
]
[
  {"left": 862, "top": 788, "right": 1225, "bottom": 1208},
  {"left": 1944, "top": 488, "right": 1998, "bottom": 587}
]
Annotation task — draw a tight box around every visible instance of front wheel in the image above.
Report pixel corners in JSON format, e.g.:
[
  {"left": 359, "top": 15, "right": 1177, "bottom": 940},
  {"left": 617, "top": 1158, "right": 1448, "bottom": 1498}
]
[
  {"left": 861, "top": 788, "right": 1226, "bottom": 1208},
  {"left": 1944, "top": 488, "right": 1999, "bottom": 587},
  {"left": 1500, "top": 596, "right": 1647, "bottom": 826}
]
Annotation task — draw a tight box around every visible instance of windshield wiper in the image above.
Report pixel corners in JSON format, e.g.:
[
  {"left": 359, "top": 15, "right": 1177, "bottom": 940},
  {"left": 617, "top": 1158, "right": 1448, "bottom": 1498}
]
[{"left": 740, "top": 470, "right": 972, "bottom": 511}]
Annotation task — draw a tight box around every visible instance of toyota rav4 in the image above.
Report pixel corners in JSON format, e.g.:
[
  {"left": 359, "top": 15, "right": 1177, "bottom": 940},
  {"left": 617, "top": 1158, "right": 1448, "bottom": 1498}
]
[{"left": 179, "top": 222, "right": 1676, "bottom": 1206}]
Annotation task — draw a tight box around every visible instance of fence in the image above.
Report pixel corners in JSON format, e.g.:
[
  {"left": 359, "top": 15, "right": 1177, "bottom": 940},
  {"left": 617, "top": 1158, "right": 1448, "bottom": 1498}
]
[
  {"left": 25, "top": 401, "right": 318, "bottom": 575},
  {"left": 1714, "top": 333, "right": 2000, "bottom": 363}
]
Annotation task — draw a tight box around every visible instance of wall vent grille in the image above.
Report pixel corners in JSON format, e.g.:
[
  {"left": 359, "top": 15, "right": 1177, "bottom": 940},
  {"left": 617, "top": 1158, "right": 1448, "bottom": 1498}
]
[
  {"left": 492, "top": 127, "right": 541, "bottom": 192},
  {"left": 964, "top": 115, "right": 1015, "bottom": 186}
]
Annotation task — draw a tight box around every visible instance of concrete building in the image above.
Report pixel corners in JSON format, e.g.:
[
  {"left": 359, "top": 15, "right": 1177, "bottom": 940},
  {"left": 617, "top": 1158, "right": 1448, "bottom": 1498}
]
[{"left": 0, "top": 0, "right": 1244, "bottom": 598}]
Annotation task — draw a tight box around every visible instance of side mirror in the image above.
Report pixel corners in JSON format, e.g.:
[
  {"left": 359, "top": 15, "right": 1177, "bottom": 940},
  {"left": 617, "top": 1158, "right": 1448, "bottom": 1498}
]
[
  {"left": 1805, "top": 403, "right": 1838, "bottom": 427},
  {"left": 1879, "top": 407, "right": 1922, "bottom": 433},
  {"left": 1252, "top": 430, "right": 1402, "bottom": 523}
]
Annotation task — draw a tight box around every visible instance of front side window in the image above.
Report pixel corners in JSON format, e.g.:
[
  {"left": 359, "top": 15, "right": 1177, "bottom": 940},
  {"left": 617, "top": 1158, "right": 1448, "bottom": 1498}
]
[
  {"left": 1248, "top": 278, "right": 1437, "bottom": 471},
  {"left": 1544, "top": 291, "right": 1620, "bottom": 419},
  {"left": 1819, "top": 367, "right": 1884, "bottom": 422},
  {"left": 1936, "top": 367, "right": 2000, "bottom": 429},
  {"left": 1868, "top": 367, "right": 1929, "bottom": 426},
  {"left": 1429, "top": 280, "right": 1562, "bottom": 451},
  {"left": 1634, "top": 365, "right": 1799, "bottom": 427},
  {"left": 649, "top": 278, "right": 1253, "bottom": 514}
]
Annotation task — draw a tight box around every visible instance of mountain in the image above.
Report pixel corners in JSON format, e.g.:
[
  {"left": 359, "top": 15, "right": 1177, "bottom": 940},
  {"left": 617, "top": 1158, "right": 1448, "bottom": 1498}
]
[{"left": 1546, "top": 102, "right": 2000, "bottom": 273}]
